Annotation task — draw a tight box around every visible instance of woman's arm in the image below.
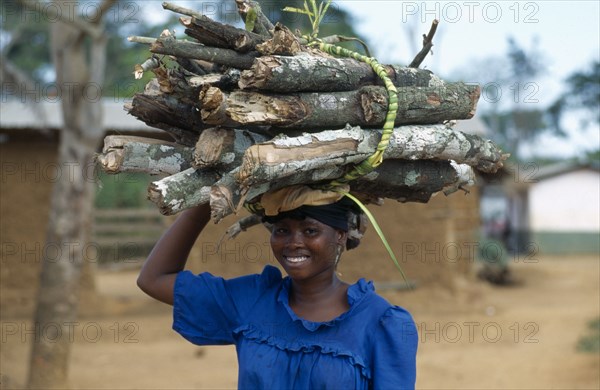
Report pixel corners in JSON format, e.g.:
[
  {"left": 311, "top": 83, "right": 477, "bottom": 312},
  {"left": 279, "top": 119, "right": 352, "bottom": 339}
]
[{"left": 137, "top": 204, "right": 212, "bottom": 305}]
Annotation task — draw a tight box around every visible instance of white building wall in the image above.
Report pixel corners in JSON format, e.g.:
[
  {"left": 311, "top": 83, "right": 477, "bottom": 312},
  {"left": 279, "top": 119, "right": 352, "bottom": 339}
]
[{"left": 529, "top": 170, "right": 600, "bottom": 232}]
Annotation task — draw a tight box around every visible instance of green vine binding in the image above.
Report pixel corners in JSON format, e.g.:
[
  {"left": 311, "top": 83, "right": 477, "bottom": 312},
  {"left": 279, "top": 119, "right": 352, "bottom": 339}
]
[{"left": 307, "top": 39, "right": 398, "bottom": 188}]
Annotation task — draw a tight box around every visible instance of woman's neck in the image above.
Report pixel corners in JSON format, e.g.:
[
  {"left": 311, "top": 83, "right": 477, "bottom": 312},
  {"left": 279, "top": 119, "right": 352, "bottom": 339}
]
[{"left": 289, "top": 274, "right": 350, "bottom": 322}]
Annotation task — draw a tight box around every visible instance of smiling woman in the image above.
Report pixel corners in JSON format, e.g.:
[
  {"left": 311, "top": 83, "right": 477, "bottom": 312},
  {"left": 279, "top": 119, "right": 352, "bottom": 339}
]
[{"left": 136, "top": 186, "right": 418, "bottom": 389}]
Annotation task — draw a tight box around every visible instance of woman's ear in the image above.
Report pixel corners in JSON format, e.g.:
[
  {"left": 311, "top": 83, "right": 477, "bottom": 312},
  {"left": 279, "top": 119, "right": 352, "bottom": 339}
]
[{"left": 336, "top": 230, "right": 347, "bottom": 246}]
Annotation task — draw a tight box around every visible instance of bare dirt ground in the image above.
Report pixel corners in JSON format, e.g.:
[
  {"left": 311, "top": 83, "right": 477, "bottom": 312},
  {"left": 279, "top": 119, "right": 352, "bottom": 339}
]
[{"left": 2, "top": 255, "right": 599, "bottom": 389}]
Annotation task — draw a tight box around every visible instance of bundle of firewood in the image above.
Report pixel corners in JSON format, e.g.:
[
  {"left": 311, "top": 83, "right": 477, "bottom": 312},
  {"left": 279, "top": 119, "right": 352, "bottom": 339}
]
[{"left": 97, "top": 1, "right": 507, "bottom": 223}]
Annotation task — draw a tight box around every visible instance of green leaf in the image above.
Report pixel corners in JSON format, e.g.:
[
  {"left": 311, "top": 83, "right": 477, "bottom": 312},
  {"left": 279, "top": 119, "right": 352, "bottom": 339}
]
[
  {"left": 321, "top": 0, "right": 332, "bottom": 18},
  {"left": 282, "top": 6, "right": 313, "bottom": 17},
  {"left": 245, "top": 8, "right": 257, "bottom": 32},
  {"left": 340, "top": 192, "right": 411, "bottom": 288}
]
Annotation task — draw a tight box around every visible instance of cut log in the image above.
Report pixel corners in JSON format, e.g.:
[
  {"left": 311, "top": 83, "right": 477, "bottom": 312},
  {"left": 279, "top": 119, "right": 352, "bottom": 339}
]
[
  {"left": 147, "top": 159, "right": 472, "bottom": 218},
  {"left": 119, "top": 4, "right": 508, "bottom": 222},
  {"left": 239, "top": 55, "right": 449, "bottom": 92},
  {"left": 237, "top": 124, "right": 503, "bottom": 187},
  {"left": 126, "top": 94, "right": 201, "bottom": 146},
  {"left": 209, "top": 159, "right": 475, "bottom": 222},
  {"left": 149, "top": 37, "right": 259, "bottom": 69},
  {"left": 201, "top": 84, "right": 479, "bottom": 130},
  {"left": 147, "top": 168, "right": 220, "bottom": 215},
  {"left": 181, "top": 16, "right": 265, "bottom": 53},
  {"left": 193, "top": 127, "right": 269, "bottom": 171},
  {"left": 98, "top": 135, "right": 193, "bottom": 175},
  {"left": 350, "top": 159, "right": 475, "bottom": 200}
]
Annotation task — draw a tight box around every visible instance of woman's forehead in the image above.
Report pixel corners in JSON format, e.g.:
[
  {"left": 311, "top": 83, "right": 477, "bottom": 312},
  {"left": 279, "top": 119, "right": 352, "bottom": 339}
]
[{"left": 273, "top": 216, "right": 328, "bottom": 228}]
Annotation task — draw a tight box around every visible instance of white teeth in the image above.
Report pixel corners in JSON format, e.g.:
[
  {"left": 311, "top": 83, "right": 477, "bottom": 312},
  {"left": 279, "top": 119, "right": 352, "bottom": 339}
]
[{"left": 286, "top": 256, "right": 309, "bottom": 263}]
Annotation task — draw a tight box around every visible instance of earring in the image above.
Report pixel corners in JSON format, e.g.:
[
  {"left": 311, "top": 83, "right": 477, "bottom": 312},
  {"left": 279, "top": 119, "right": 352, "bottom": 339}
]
[{"left": 334, "top": 245, "right": 342, "bottom": 266}]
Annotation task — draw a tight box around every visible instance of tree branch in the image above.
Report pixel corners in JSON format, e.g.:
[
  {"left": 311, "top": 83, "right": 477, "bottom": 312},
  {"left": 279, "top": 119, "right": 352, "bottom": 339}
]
[
  {"left": 409, "top": 19, "right": 439, "bottom": 68},
  {"left": 149, "top": 37, "right": 259, "bottom": 69},
  {"left": 162, "top": 1, "right": 203, "bottom": 19}
]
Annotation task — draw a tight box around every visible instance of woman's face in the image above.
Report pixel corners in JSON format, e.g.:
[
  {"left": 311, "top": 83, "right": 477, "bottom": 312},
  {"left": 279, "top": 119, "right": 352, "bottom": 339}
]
[{"left": 270, "top": 216, "right": 344, "bottom": 281}]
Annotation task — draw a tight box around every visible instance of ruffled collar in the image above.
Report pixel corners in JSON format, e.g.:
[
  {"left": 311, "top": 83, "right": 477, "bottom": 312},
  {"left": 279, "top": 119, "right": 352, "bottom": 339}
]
[{"left": 277, "top": 277, "right": 375, "bottom": 332}]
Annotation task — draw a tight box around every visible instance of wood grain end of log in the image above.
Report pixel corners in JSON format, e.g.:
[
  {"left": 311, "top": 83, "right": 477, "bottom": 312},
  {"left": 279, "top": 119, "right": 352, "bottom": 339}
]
[
  {"left": 98, "top": 135, "right": 127, "bottom": 173},
  {"left": 200, "top": 86, "right": 224, "bottom": 110},
  {"left": 148, "top": 182, "right": 178, "bottom": 216},
  {"left": 194, "top": 127, "right": 232, "bottom": 168},
  {"left": 199, "top": 86, "right": 228, "bottom": 124},
  {"left": 256, "top": 23, "right": 301, "bottom": 56},
  {"left": 179, "top": 16, "right": 192, "bottom": 27},
  {"left": 96, "top": 150, "right": 123, "bottom": 174},
  {"left": 238, "top": 56, "right": 280, "bottom": 89}
]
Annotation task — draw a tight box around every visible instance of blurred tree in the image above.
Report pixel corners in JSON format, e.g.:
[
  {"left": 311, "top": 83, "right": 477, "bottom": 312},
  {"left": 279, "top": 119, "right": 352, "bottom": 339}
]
[
  {"left": 477, "top": 37, "right": 550, "bottom": 161},
  {"left": 583, "top": 148, "right": 600, "bottom": 164},
  {"left": 19, "top": 2, "right": 119, "bottom": 388},
  {"left": 1, "top": 0, "right": 172, "bottom": 98},
  {"left": 548, "top": 60, "right": 600, "bottom": 135},
  {"left": 1, "top": 0, "right": 138, "bottom": 388}
]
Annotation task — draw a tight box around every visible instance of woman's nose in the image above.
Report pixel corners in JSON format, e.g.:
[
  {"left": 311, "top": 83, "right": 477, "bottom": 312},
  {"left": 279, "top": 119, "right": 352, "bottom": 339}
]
[{"left": 286, "top": 230, "right": 305, "bottom": 248}]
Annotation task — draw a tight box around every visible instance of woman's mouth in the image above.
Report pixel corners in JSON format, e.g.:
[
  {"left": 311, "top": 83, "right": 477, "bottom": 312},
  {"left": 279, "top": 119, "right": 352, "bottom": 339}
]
[{"left": 284, "top": 255, "right": 310, "bottom": 264}]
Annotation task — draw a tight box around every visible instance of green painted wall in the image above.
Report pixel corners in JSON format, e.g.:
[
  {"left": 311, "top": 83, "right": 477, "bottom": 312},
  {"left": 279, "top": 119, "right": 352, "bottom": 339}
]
[{"left": 532, "top": 231, "right": 600, "bottom": 254}]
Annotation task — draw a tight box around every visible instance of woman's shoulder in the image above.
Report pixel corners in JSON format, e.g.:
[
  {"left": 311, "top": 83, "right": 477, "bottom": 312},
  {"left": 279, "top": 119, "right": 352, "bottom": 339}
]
[{"left": 349, "top": 279, "right": 415, "bottom": 325}]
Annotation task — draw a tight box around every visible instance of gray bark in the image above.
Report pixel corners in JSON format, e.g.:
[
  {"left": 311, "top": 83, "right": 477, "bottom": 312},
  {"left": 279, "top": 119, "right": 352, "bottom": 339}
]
[
  {"left": 201, "top": 84, "right": 479, "bottom": 130},
  {"left": 237, "top": 124, "right": 506, "bottom": 187},
  {"left": 149, "top": 37, "right": 259, "bottom": 69},
  {"left": 182, "top": 16, "right": 265, "bottom": 53},
  {"left": 147, "top": 157, "right": 474, "bottom": 220},
  {"left": 97, "top": 136, "right": 193, "bottom": 175},
  {"left": 209, "top": 159, "right": 474, "bottom": 222},
  {"left": 147, "top": 168, "right": 220, "bottom": 215},
  {"left": 239, "top": 55, "right": 450, "bottom": 92}
]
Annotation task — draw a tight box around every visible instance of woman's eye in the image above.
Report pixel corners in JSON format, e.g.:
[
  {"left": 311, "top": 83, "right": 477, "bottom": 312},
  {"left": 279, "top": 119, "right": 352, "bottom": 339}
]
[
  {"left": 274, "top": 227, "right": 288, "bottom": 235},
  {"left": 305, "top": 228, "right": 318, "bottom": 235}
]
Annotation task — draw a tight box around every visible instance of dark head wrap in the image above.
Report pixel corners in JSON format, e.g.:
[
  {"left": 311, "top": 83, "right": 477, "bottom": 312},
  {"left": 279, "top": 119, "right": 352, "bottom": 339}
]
[{"left": 262, "top": 196, "right": 357, "bottom": 231}]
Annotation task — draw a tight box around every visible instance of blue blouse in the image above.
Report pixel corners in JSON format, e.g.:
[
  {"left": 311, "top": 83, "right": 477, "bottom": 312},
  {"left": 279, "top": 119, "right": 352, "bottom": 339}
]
[{"left": 173, "top": 265, "right": 418, "bottom": 389}]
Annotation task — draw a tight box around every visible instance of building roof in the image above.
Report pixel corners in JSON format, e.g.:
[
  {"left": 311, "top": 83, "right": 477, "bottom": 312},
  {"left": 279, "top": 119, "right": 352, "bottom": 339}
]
[
  {"left": 0, "top": 99, "right": 160, "bottom": 133},
  {"left": 533, "top": 160, "right": 600, "bottom": 181}
]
